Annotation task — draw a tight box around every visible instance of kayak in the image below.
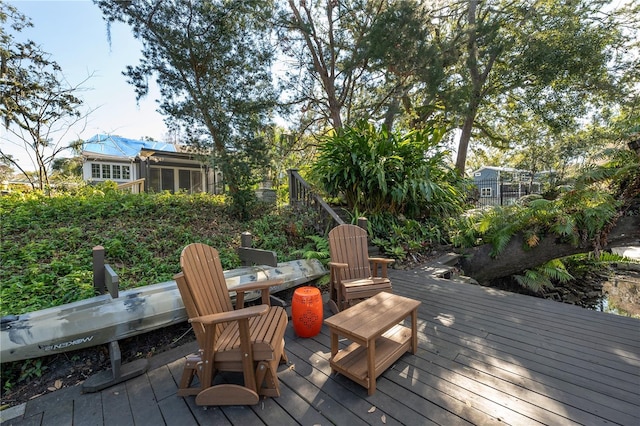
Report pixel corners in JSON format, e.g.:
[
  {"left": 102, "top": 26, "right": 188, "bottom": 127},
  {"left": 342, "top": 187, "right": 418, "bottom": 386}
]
[{"left": 0, "top": 259, "right": 327, "bottom": 363}]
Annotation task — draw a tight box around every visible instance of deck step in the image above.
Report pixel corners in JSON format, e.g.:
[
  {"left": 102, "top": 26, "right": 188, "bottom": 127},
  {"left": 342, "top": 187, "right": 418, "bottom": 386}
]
[
  {"left": 416, "top": 252, "right": 462, "bottom": 279},
  {"left": 433, "top": 252, "right": 461, "bottom": 266}
]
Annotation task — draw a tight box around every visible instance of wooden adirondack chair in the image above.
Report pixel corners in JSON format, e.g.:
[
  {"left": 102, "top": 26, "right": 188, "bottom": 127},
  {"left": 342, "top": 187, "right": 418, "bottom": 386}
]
[
  {"left": 328, "top": 224, "right": 394, "bottom": 313},
  {"left": 174, "top": 243, "right": 288, "bottom": 406}
]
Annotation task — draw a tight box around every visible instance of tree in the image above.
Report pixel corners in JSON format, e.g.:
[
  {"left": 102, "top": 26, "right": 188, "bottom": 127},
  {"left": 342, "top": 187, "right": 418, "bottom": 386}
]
[
  {"left": 290, "top": 1, "right": 634, "bottom": 176},
  {"left": 280, "top": 0, "right": 435, "bottom": 133},
  {"left": 280, "top": 0, "right": 369, "bottom": 131},
  {"left": 361, "top": 0, "right": 455, "bottom": 131},
  {"left": 95, "top": 0, "right": 279, "bottom": 217},
  {"left": 0, "top": 3, "right": 90, "bottom": 191},
  {"left": 438, "top": 0, "right": 629, "bottom": 174}
]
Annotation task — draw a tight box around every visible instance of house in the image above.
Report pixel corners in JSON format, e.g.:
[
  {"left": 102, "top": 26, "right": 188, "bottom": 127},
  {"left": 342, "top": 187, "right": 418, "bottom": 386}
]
[
  {"left": 471, "top": 166, "right": 546, "bottom": 206},
  {"left": 81, "top": 135, "right": 223, "bottom": 194}
]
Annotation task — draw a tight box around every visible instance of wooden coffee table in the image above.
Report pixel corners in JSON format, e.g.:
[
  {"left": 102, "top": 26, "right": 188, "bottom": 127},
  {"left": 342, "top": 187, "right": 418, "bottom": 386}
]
[{"left": 324, "top": 291, "right": 421, "bottom": 395}]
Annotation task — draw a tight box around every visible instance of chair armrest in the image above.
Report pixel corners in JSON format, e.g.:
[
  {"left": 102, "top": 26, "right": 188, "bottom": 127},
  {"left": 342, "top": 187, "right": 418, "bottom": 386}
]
[
  {"left": 328, "top": 262, "right": 350, "bottom": 287},
  {"left": 230, "top": 278, "right": 285, "bottom": 293},
  {"left": 328, "top": 262, "right": 349, "bottom": 269},
  {"left": 190, "top": 304, "right": 269, "bottom": 325},
  {"left": 231, "top": 278, "right": 285, "bottom": 308},
  {"left": 369, "top": 257, "right": 395, "bottom": 264},
  {"left": 369, "top": 257, "right": 394, "bottom": 278}
]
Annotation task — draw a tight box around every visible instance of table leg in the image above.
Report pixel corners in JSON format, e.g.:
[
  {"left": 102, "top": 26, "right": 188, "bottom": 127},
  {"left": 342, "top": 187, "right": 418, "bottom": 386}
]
[
  {"left": 367, "top": 339, "right": 376, "bottom": 395},
  {"left": 330, "top": 331, "right": 339, "bottom": 373},
  {"left": 411, "top": 308, "right": 418, "bottom": 354}
]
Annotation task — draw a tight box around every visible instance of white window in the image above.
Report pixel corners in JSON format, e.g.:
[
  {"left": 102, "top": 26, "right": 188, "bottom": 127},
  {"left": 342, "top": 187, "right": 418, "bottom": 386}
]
[
  {"left": 89, "top": 163, "right": 131, "bottom": 181},
  {"left": 101, "top": 164, "right": 111, "bottom": 179},
  {"left": 480, "top": 187, "right": 492, "bottom": 197}
]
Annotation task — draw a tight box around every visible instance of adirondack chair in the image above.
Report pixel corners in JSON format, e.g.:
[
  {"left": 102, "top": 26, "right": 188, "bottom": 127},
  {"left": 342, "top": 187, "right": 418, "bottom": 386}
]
[
  {"left": 174, "top": 243, "right": 288, "bottom": 406},
  {"left": 328, "top": 224, "right": 394, "bottom": 313}
]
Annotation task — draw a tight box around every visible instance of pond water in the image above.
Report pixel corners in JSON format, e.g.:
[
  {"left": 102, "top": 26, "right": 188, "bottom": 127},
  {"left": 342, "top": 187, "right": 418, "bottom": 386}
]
[{"left": 597, "top": 270, "right": 640, "bottom": 318}]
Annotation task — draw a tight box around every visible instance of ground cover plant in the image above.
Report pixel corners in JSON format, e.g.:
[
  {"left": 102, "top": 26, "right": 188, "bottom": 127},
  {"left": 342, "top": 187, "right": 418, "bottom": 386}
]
[{"left": 0, "top": 183, "right": 319, "bottom": 317}]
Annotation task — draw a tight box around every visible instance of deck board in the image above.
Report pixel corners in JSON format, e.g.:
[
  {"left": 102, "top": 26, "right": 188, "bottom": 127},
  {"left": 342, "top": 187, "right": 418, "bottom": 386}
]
[
  {"left": 100, "top": 382, "right": 134, "bottom": 426},
  {"left": 40, "top": 397, "right": 73, "bottom": 426},
  {"left": 184, "top": 400, "right": 230, "bottom": 426},
  {"left": 126, "top": 374, "right": 165, "bottom": 426},
  {"left": 72, "top": 391, "right": 103, "bottom": 426},
  {"left": 2, "top": 267, "right": 639, "bottom": 426},
  {"left": 415, "top": 293, "right": 640, "bottom": 381}
]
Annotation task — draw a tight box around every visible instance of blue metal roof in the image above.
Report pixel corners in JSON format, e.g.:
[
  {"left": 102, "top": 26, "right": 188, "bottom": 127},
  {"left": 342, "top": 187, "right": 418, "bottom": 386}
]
[{"left": 83, "top": 134, "right": 177, "bottom": 158}]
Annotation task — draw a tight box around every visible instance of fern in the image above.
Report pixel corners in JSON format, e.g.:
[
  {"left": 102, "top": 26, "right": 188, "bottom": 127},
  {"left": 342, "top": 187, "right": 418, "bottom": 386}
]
[
  {"left": 514, "top": 259, "right": 572, "bottom": 293},
  {"left": 452, "top": 180, "right": 622, "bottom": 257},
  {"left": 291, "top": 235, "right": 330, "bottom": 265},
  {"left": 489, "top": 230, "right": 513, "bottom": 257},
  {"left": 550, "top": 215, "right": 575, "bottom": 237},
  {"left": 514, "top": 270, "right": 554, "bottom": 293},
  {"left": 538, "top": 259, "right": 573, "bottom": 283},
  {"left": 523, "top": 230, "right": 541, "bottom": 248},
  {"left": 598, "top": 251, "right": 640, "bottom": 264}
]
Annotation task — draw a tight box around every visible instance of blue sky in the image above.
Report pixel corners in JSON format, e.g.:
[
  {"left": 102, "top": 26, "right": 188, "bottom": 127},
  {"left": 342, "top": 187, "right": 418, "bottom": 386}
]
[{"left": 2, "top": 0, "right": 167, "bottom": 171}]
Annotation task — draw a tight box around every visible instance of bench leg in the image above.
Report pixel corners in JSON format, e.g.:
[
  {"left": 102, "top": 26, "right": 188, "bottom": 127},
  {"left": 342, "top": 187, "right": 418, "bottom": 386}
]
[
  {"left": 367, "top": 339, "right": 376, "bottom": 395},
  {"left": 330, "top": 332, "right": 339, "bottom": 373},
  {"left": 411, "top": 309, "right": 418, "bottom": 354}
]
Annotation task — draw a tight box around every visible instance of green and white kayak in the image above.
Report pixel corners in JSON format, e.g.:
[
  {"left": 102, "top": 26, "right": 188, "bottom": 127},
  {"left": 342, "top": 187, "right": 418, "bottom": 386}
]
[{"left": 0, "top": 259, "right": 326, "bottom": 363}]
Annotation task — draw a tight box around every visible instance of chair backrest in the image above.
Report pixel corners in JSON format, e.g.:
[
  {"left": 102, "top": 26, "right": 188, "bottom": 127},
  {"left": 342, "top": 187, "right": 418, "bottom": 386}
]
[
  {"left": 328, "top": 224, "right": 372, "bottom": 280},
  {"left": 178, "top": 243, "right": 234, "bottom": 344}
]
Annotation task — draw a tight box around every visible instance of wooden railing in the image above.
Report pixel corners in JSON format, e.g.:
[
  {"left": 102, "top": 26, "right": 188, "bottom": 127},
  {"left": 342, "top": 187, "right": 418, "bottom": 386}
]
[
  {"left": 288, "top": 169, "right": 344, "bottom": 233},
  {"left": 117, "top": 178, "right": 145, "bottom": 194}
]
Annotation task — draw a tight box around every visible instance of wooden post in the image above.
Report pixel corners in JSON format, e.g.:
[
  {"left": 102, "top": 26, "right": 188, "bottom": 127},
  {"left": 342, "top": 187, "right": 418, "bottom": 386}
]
[
  {"left": 288, "top": 169, "right": 298, "bottom": 204},
  {"left": 238, "top": 231, "right": 277, "bottom": 266},
  {"left": 357, "top": 217, "right": 368, "bottom": 232},
  {"left": 105, "top": 264, "right": 119, "bottom": 298},
  {"left": 241, "top": 231, "right": 252, "bottom": 248},
  {"left": 93, "top": 246, "right": 105, "bottom": 294}
]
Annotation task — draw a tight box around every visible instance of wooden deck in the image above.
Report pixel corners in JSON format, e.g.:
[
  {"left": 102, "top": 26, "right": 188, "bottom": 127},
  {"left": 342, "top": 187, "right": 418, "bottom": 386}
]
[{"left": 2, "top": 266, "right": 639, "bottom": 425}]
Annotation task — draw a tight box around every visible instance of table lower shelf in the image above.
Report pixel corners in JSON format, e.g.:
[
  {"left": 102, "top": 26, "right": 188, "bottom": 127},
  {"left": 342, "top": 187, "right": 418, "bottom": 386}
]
[{"left": 329, "top": 323, "right": 413, "bottom": 390}]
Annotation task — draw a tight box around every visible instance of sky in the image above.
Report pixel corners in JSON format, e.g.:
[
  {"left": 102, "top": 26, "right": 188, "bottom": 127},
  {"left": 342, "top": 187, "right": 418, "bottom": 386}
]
[{"left": 2, "top": 0, "right": 168, "bottom": 171}]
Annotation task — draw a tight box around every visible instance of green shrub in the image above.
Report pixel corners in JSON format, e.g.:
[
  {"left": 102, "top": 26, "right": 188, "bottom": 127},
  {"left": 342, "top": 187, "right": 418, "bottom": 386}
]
[
  {"left": 310, "top": 121, "right": 467, "bottom": 219},
  {"left": 368, "top": 213, "right": 447, "bottom": 260},
  {"left": 0, "top": 187, "right": 321, "bottom": 316}
]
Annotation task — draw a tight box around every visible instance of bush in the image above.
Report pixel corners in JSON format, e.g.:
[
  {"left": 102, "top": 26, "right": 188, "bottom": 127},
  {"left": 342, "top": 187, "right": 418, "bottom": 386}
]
[
  {"left": 310, "top": 121, "right": 467, "bottom": 219},
  {"left": 0, "top": 187, "right": 320, "bottom": 316}
]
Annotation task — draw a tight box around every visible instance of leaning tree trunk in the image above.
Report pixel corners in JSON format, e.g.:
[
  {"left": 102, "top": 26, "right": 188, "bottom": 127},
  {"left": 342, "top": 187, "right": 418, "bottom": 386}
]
[{"left": 458, "top": 214, "right": 640, "bottom": 285}]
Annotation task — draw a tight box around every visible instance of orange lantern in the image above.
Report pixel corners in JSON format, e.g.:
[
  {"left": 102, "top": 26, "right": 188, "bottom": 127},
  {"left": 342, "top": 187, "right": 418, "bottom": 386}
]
[{"left": 292, "top": 286, "right": 323, "bottom": 337}]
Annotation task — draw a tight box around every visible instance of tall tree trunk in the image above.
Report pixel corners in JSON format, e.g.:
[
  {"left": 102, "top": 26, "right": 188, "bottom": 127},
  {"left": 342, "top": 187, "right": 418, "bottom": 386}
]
[
  {"left": 455, "top": 0, "right": 480, "bottom": 175},
  {"left": 454, "top": 0, "right": 499, "bottom": 175},
  {"left": 288, "top": 0, "right": 343, "bottom": 130},
  {"left": 455, "top": 107, "right": 476, "bottom": 174}
]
